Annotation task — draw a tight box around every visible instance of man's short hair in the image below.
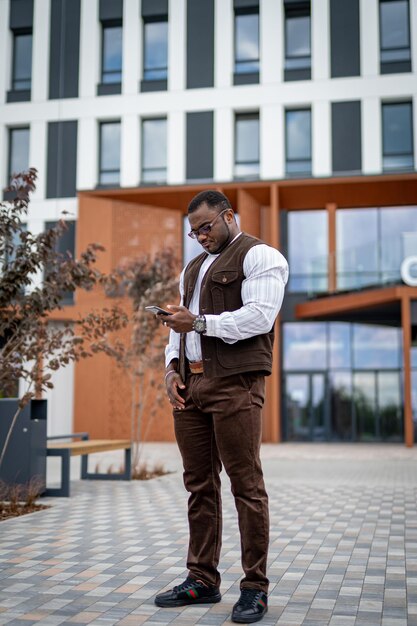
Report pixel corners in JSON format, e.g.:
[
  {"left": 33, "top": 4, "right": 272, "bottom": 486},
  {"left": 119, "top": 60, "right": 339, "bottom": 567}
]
[{"left": 188, "top": 190, "right": 232, "bottom": 214}]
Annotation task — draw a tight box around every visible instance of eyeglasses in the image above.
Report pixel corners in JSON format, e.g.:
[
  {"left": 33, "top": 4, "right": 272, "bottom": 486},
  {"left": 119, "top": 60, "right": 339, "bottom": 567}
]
[{"left": 187, "top": 209, "right": 230, "bottom": 239}]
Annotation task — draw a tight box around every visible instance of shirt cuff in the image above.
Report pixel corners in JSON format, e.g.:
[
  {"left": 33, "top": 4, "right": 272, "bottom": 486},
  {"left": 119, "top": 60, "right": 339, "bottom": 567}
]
[
  {"left": 165, "top": 349, "right": 179, "bottom": 369},
  {"left": 205, "top": 314, "right": 238, "bottom": 343},
  {"left": 204, "top": 314, "right": 220, "bottom": 337}
]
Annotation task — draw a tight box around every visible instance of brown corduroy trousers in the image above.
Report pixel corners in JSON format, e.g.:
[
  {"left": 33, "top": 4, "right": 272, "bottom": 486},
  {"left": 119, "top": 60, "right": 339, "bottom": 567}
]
[{"left": 173, "top": 371, "right": 269, "bottom": 592}]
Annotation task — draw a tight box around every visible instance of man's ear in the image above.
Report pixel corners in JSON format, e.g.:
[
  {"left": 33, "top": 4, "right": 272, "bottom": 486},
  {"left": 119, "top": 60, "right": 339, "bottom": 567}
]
[{"left": 225, "top": 209, "right": 234, "bottom": 224}]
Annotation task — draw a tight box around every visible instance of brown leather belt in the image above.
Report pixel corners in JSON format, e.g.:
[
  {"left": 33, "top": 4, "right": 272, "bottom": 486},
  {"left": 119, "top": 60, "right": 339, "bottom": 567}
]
[{"left": 188, "top": 360, "right": 204, "bottom": 374}]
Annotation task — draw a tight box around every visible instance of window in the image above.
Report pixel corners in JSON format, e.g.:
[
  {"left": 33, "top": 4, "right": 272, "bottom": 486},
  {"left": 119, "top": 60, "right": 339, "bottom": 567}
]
[
  {"left": 45, "top": 220, "right": 76, "bottom": 304},
  {"left": 284, "top": 323, "right": 327, "bottom": 371},
  {"left": 353, "top": 325, "right": 401, "bottom": 370},
  {"left": 141, "top": 118, "right": 167, "bottom": 183},
  {"left": 234, "top": 7, "right": 259, "bottom": 81},
  {"left": 99, "top": 122, "right": 121, "bottom": 186},
  {"left": 337, "top": 208, "right": 379, "bottom": 290},
  {"left": 287, "top": 210, "right": 328, "bottom": 292},
  {"left": 101, "top": 24, "right": 122, "bottom": 84},
  {"left": 143, "top": 18, "right": 168, "bottom": 82},
  {"left": 284, "top": 1, "right": 311, "bottom": 80},
  {"left": 11, "top": 31, "right": 32, "bottom": 91},
  {"left": 379, "top": 0, "right": 411, "bottom": 72},
  {"left": 336, "top": 205, "right": 417, "bottom": 289},
  {"left": 282, "top": 321, "right": 404, "bottom": 443},
  {"left": 234, "top": 113, "right": 259, "bottom": 179},
  {"left": 8, "top": 128, "right": 30, "bottom": 183},
  {"left": 382, "top": 102, "right": 414, "bottom": 171},
  {"left": 285, "top": 109, "right": 312, "bottom": 176}
]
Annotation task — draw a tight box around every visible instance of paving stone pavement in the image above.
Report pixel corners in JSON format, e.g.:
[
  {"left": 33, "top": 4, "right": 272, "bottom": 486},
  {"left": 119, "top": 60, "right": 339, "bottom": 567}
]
[{"left": 1, "top": 443, "right": 417, "bottom": 626}]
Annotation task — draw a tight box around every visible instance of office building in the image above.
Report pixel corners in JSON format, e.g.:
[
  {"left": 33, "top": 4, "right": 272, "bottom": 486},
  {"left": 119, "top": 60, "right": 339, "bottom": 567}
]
[{"left": 1, "top": 0, "right": 416, "bottom": 443}]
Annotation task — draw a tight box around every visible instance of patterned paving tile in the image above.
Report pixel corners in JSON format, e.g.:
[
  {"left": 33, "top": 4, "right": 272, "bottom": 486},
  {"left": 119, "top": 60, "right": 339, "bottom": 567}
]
[{"left": 1, "top": 443, "right": 417, "bottom": 625}]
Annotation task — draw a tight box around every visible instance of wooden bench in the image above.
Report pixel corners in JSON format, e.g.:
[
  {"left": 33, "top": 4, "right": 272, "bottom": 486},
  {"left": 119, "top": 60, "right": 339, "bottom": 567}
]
[{"left": 45, "top": 433, "right": 131, "bottom": 497}]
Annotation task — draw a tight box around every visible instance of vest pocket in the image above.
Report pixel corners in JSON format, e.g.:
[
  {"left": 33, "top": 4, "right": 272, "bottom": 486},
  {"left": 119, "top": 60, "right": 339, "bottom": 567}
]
[
  {"left": 210, "top": 270, "right": 240, "bottom": 314},
  {"left": 211, "top": 270, "right": 239, "bottom": 285}
]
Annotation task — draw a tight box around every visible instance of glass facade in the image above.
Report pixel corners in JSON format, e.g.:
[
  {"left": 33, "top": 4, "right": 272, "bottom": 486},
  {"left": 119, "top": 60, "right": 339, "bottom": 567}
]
[
  {"left": 284, "top": 205, "right": 416, "bottom": 443},
  {"left": 379, "top": 0, "right": 411, "bottom": 64},
  {"left": 283, "top": 322, "right": 403, "bottom": 442},
  {"left": 285, "top": 109, "right": 312, "bottom": 176},
  {"left": 101, "top": 25, "right": 123, "bottom": 84},
  {"left": 336, "top": 206, "right": 417, "bottom": 290},
  {"left": 8, "top": 127, "right": 30, "bottom": 181},
  {"left": 141, "top": 118, "right": 167, "bottom": 183},
  {"left": 283, "top": 205, "right": 417, "bottom": 293},
  {"left": 284, "top": 3, "right": 311, "bottom": 72},
  {"left": 234, "top": 113, "right": 259, "bottom": 179},
  {"left": 382, "top": 102, "right": 414, "bottom": 171},
  {"left": 287, "top": 210, "right": 328, "bottom": 292},
  {"left": 12, "top": 32, "right": 32, "bottom": 91},
  {"left": 99, "top": 121, "right": 121, "bottom": 185},
  {"left": 143, "top": 19, "right": 168, "bottom": 81},
  {"left": 234, "top": 10, "right": 259, "bottom": 74}
]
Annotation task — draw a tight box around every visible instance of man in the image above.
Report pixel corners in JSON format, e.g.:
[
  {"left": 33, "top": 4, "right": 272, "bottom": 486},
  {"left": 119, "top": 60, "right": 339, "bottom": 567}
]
[{"left": 154, "top": 190, "right": 288, "bottom": 623}]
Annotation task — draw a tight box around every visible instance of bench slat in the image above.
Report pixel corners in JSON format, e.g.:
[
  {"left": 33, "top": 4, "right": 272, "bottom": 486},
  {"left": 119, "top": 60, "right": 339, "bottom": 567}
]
[{"left": 47, "top": 439, "right": 131, "bottom": 456}]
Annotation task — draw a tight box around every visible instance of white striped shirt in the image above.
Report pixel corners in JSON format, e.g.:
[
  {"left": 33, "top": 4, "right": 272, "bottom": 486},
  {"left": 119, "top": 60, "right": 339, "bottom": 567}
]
[{"left": 165, "top": 233, "right": 289, "bottom": 367}]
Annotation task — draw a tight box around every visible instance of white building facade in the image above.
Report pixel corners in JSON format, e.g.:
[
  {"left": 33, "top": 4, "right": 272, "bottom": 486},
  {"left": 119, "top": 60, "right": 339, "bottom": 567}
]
[{"left": 1, "top": 0, "right": 416, "bottom": 442}]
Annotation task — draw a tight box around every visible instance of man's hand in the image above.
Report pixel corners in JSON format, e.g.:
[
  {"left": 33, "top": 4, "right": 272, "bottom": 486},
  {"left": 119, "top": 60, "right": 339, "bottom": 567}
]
[
  {"left": 165, "top": 370, "right": 185, "bottom": 410},
  {"left": 157, "top": 305, "right": 196, "bottom": 333}
]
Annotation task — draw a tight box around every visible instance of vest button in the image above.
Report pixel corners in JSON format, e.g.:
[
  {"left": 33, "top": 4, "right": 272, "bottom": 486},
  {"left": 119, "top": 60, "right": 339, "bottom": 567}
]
[{"left": 222, "top": 276, "right": 227, "bottom": 282}]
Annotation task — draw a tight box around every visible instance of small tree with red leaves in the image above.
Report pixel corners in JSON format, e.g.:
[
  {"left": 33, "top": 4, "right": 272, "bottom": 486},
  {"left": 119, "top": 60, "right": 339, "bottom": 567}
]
[{"left": 0, "top": 169, "right": 128, "bottom": 473}]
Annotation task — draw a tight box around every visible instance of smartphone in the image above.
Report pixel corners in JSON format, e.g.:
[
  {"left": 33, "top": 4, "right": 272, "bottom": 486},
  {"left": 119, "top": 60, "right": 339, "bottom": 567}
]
[{"left": 145, "top": 305, "right": 173, "bottom": 316}]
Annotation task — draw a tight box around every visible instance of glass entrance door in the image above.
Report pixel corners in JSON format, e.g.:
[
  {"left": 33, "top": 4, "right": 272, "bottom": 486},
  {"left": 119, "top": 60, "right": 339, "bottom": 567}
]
[
  {"left": 353, "top": 370, "right": 402, "bottom": 441},
  {"left": 285, "top": 373, "right": 327, "bottom": 441}
]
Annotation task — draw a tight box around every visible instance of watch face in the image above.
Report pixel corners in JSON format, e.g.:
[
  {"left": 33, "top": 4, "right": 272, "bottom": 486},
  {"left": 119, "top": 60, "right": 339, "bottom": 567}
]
[{"left": 194, "top": 317, "right": 206, "bottom": 333}]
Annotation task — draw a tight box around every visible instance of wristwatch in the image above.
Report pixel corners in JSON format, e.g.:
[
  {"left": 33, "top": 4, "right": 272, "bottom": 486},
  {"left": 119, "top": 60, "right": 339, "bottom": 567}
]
[{"left": 192, "top": 314, "right": 207, "bottom": 334}]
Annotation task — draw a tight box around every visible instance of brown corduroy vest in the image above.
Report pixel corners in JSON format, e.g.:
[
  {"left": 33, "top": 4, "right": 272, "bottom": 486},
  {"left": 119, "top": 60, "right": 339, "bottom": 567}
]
[{"left": 179, "top": 233, "right": 275, "bottom": 379}]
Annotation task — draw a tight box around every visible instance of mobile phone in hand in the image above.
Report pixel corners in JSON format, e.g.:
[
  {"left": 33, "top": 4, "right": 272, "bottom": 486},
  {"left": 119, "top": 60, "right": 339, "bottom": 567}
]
[{"left": 145, "top": 305, "right": 173, "bottom": 316}]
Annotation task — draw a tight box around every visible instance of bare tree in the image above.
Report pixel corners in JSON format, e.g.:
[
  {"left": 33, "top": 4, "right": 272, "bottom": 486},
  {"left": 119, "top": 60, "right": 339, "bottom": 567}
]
[{"left": 103, "top": 250, "right": 179, "bottom": 471}]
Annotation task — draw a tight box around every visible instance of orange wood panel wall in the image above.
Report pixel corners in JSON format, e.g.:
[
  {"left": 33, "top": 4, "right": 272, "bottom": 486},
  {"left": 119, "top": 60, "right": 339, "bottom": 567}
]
[
  {"left": 73, "top": 195, "right": 183, "bottom": 442},
  {"left": 259, "top": 185, "right": 282, "bottom": 443},
  {"left": 401, "top": 296, "right": 413, "bottom": 447},
  {"left": 237, "top": 189, "right": 261, "bottom": 237}
]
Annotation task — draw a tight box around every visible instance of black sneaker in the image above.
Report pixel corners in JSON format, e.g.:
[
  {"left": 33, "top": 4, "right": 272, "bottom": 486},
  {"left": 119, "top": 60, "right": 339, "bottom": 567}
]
[
  {"left": 231, "top": 588, "right": 268, "bottom": 623},
  {"left": 154, "top": 576, "right": 222, "bottom": 607}
]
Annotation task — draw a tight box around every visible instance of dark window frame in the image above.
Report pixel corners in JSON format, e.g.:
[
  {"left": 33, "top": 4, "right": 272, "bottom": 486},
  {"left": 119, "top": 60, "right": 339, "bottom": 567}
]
[
  {"left": 286, "top": 208, "right": 328, "bottom": 293},
  {"left": 98, "top": 120, "right": 121, "bottom": 186},
  {"left": 285, "top": 108, "right": 312, "bottom": 177},
  {"left": 284, "top": 2, "right": 311, "bottom": 70},
  {"left": 379, "top": 0, "right": 411, "bottom": 70},
  {"left": 234, "top": 6, "right": 260, "bottom": 75},
  {"left": 100, "top": 20, "right": 123, "bottom": 85},
  {"left": 284, "top": 1, "right": 311, "bottom": 81},
  {"left": 11, "top": 28, "right": 33, "bottom": 91},
  {"left": 141, "top": 117, "right": 168, "bottom": 184},
  {"left": 44, "top": 220, "right": 76, "bottom": 305},
  {"left": 8, "top": 126, "right": 30, "bottom": 183},
  {"left": 382, "top": 100, "right": 414, "bottom": 172},
  {"left": 234, "top": 112, "right": 260, "bottom": 179},
  {"left": 143, "top": 15, "right": 168, "bottom": 82}
]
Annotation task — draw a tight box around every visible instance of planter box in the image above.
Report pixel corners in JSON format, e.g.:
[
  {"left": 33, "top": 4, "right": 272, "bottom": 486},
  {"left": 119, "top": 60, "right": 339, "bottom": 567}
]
[{"left": 0, "top": 399, "right": 47, "bottom": 492}]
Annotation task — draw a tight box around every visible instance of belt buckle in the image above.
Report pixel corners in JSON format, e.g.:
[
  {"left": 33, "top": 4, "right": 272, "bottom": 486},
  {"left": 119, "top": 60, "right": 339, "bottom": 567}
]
[{"left": 189, "top": 361, "right": 204, "bottom": 374}]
